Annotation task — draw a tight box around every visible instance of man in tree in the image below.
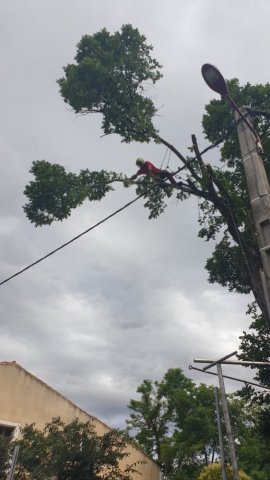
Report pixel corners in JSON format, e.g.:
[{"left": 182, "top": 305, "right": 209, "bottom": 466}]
[
  {"left": 130, "top": 158, "right": 177, "bottom": 185},
  {"left": 22, "top": 24, "right": 270, "bottom": 392}
]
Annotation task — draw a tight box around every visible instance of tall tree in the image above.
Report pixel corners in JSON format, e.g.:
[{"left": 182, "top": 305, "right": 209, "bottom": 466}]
[
  {"left": 126, "top": 370, "right": 270, "bottom": 480},
  {"left": 126, "top": 369, "right": 194, "bottom": 462},
  {"left": 23, "top": 26, "right": 270, "bottom": 400},
  {"left": 23, "top": 25, "right": 270, "bottom": 324},
  {"left": 126, "top": 368, "right": 219, "bottom": 479}
]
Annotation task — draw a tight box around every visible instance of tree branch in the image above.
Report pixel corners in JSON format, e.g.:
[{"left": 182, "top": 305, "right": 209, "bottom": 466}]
[{"left": 156, "top": 135, "right": 201, "bottom": 181}]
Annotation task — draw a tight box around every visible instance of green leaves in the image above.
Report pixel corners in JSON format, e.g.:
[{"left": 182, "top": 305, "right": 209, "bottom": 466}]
[
  {"left": 205, "top": 236, "right": 251, "bottom": 294},
  {"left": 126, "top": 369, "right": 270, "bottom": 480},
  {"left": 198, "top": 464, "right": 251, "bottom": 480},
  {"left": 135, "top": 179, "right": 174, "bottom": 219},
  {"left": 200, "top": 80, "right": 270, "bottom": 307},
  {"left": 203, "top": 79, "right": 270, "bottom": 170},
  {"left": 14, "top": 417, "right": 135, "bottom": 480},
  {"left": 126, "top": 368, "right": 219, "bottom": 477},
  {"left": 23, "top": 160, "right": 181, "bottom": 226},
  {"left": 58, "top": 24, "right": 162, "bottom": 143},
  {"left": 23, "top": 160, "right": 121, "bottom": 226},
  {"left": 0, "top": 435, "right": 9, "bottom": 479}
]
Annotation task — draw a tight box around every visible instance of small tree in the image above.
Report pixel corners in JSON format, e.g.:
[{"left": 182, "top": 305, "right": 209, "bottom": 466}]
[
  {"left": 14, "top": 417, "right": 137, "bottom": 480},
  {"left": 198, "top": 464, "right": 251, "bottom": 480}
]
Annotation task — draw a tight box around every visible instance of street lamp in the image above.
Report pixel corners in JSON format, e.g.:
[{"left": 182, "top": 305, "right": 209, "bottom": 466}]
[
  {"left": 201, "top": 64, "right": 260, "bottom": 142},
  {"left": 201, "top": 63, "right": 228, "bottom": 95},
  {"left": 201, "top": 63, "right": 270, "bottom": 328}
]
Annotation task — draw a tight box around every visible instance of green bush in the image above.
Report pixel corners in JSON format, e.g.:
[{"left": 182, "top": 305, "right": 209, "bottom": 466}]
[{"left": 198, "top": 463, "right": 251, "bottom": 480}]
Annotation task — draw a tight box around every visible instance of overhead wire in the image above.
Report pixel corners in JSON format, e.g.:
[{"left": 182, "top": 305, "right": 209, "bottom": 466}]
[
  {"left": 223, "top": 191, "right": 260, "bottom": 296},
  {"left": 0, "top": 125, "right": 240, "bottom": 287},
  {"left": 246, "top": 107, "right": 270, "bottom": 120},
  {"left": 0, "top": 193, "right": 145, "bottom": 287},
  {"left": 1, "top": 171, "right": 182, "bottom": 287}
]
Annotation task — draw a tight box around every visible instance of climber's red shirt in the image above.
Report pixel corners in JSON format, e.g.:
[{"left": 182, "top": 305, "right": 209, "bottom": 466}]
[{"left": 136, "top": 161, "right": 161, "bottom": 176}]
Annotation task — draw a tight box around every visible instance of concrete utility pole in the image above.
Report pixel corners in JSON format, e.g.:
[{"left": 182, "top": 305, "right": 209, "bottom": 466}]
[
  {"left": 201, "top": 63, "right": 270, "bottom": 328},
  {"left": 235, "top": 107, "right": 270, "bottom": 326}
]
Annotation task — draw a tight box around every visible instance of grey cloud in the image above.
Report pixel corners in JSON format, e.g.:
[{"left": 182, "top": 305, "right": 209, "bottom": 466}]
[{"left": 0, "top": 0, "right": 268, "bottom": 428}]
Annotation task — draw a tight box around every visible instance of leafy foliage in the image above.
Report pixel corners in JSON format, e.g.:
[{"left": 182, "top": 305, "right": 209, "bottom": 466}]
[
  {"left": 24, "top": 160, "right": 123, "bottom": 225},
  {"left": 225, "top": 396, "right": 270, "bottom": 480},
  {"left": 238, "top": 305, "right": 270, "bottom": 395},
  {"left": 23, "top": 160, "right": 179, "bottom": 224},
  {"left": 126, "top": 369, "right": 219, "bottom": 479},
  {"left": 0, "top": 435, "right": 10, "bottom": 479},
  {"left": 135, "top": 179, "right": 176, "bottom": 219},
  {"left": 127, "top": 370, "right": 270, "bottom": 480},
  {"left": 198, "top": 463, "right": 251, "bottom": 480},
  {"left": 14, "top": 417, "right": 136, "bottom": 480},
  {"left": 23, "top": 24, "right": 270, "bottom": 418},
  {"left": 205, "top": 235, "right": 251, "bottom": 294},
  {"left": 201, "top": 79, "right": 270, "bottom": 407},
  {"left": 203, "top": 79, "right": 270, "bottom": 168},
  {"left": 58, "top": 24, "right": 162, "bottom": 143},
  {"left": 25, "top": 25, "right": 270, "bottom": 321},
  {"left": 201, "top": 79, "right": 270, "bottom": 295}
]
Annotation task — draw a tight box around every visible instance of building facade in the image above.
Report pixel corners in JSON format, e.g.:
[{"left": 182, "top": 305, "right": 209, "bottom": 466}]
[{"left": 0, "top": 361, "right": 160, "bottom": 480}]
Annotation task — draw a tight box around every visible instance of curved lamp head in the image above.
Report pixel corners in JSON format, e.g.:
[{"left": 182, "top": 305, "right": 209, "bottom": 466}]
[{"left": 201, "top": 64, "right": 228, "bottom": 95}]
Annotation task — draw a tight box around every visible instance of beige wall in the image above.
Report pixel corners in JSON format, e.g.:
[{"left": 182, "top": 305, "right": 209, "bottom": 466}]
[{"left": 0, "top": 362, "right": 160, "bottom": 480}]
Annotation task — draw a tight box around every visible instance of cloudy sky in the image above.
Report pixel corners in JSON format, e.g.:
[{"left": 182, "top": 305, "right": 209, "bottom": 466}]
[{"left": 1, "top": 0, "right": 269, "bottom": 428}]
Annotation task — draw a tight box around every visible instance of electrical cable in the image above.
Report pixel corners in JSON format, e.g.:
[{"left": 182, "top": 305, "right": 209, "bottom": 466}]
[
  {"left": 0, "top": 193, "right": 145, "bottom": 286},
  {"left": 176, "top": 118, "right": 241, "bottom": 174},
  {"left": 0, "top": 170, "right": 182, "bottom": 287},
  {"left": 222, "top": 183, "right": 270, "bottom": 324},
  {"left": 224, "top": 192, "right": 259, "bottom": 293},
  {"left": 0, "top": 124, "right": 240, "bottom": 287},
  {"left": 246, "top": 107, "right": 270, "bottom": 120}
]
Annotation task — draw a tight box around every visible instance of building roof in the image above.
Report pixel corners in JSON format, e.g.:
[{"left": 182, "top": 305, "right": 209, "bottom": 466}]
[{"left": 0, "top": 361, "right": 110, "bottom": 430}]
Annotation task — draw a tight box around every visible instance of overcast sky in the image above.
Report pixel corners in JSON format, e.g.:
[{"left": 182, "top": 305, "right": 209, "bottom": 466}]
[{"left": 1, "top": 0, "right": 269, "bottom": 428}]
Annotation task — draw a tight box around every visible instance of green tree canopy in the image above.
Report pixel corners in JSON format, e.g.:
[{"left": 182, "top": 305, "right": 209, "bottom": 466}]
[
  {"left": 126, "top": 370, "right": 270, "bottom": 480},
  {"left": 126, "top": 368, "right": 219, "bottom": 479},
  {"left": 58, "top": 24, "right": 162, "bottom": 143},
  {"left": 13, "top": 417, "right": 136, "bottom": 480},
  {"left": 198, "top": 463, "right": 251, "bottom": 480},
  {"left": 23, "top": 24, "right": 270, "bottom": 324},
  {"left": 23, "top": 25, "right": 270, "bottom": 402}
]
